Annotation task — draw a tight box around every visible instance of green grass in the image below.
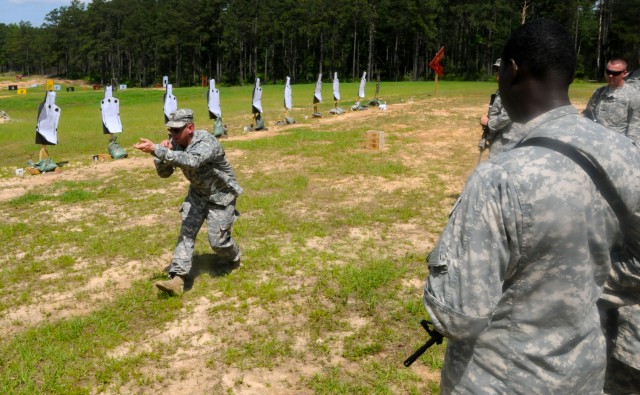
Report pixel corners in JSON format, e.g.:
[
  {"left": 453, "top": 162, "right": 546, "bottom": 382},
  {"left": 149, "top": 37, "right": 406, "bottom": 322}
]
[
  {"left": 0, "top": 281, "right": 183, "bottom": 395},
  {"left": 0, "top": 79, "right": 601, "bottom": 394}
]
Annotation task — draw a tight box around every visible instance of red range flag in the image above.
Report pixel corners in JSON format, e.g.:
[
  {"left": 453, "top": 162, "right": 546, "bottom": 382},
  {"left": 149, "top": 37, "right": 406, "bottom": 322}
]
[{"left": 429, "top": 47, "right": 445, "bottom": 77}]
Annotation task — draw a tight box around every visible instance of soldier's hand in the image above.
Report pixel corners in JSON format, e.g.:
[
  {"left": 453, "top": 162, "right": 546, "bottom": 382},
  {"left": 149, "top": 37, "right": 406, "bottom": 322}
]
[
  {"left": 160, "top": 139, "right": 172, "bottom": 149},
  {"left": 480, "top": 115, "right": 489, "bottom": 126},
  {"left": 133, "top": 138, "right": 155, "bottom": 153}
]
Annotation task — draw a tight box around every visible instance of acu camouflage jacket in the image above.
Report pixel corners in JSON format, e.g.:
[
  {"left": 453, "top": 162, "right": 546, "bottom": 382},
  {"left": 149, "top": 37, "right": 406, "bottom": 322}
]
[{"left": 153, "top": 130, "right": 243, "bottom": 206}]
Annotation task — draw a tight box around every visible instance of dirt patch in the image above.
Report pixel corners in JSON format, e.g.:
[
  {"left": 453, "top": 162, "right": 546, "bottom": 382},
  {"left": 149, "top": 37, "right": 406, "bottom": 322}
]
[
  {"left": 4, "top": 96, "right": 459, "bottom": 393},
  {"left": 0, "top": 255, "right": 171, "bottom": 337},
  {"left": 0, "top": 76, "right": 92, "bottom": 91},
  {"left": 0, "top": 155, "right": 152, "bottom": 202},
  {"left": 226, "top": 129, "right": 289, "bottom": 141}
]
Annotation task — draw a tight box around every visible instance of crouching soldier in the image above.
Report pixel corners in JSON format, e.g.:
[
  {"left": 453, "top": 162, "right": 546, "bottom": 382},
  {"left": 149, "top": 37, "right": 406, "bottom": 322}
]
[{"left": 134, "top": 108, "right": 243, "bottom": 295}]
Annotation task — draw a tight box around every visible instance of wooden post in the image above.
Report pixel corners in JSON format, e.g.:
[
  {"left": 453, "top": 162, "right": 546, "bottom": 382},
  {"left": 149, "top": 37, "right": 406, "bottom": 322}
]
[
  {"left": 365, "top": 130, "right": 385, "bottom": 150},
  {"left": 39, "top": 145, "right": 49, "bottom": 160},
  {"left": 434, "top": 74, "right": 439, "bottom": 97}
]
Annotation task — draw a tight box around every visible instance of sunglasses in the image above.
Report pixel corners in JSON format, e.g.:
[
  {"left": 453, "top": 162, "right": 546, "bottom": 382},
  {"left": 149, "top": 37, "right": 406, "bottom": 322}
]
[
  {"left": 605, "top": 69, "right": 626, "bottom": 76},
  {"left": 168, "top": 127, "right": 185, "bottom": 134}
]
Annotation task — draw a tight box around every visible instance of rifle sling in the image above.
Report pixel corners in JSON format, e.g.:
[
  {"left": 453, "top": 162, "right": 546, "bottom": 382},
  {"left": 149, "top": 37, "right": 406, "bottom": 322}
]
[{"left": 516, "top": 137, "right": 631, "bottom": 236}]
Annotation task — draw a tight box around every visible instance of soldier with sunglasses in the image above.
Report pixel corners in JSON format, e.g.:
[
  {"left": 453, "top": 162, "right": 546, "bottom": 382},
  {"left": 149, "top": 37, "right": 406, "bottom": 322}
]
[
  {"left": 582, "top": 58, "right": 640, "bottom": 395},
  {"left": 600, "top": 54, "right": 640, "bottom": 395},
  {"left": 583, "top": 58, "right": 640, "bottom": 144}
]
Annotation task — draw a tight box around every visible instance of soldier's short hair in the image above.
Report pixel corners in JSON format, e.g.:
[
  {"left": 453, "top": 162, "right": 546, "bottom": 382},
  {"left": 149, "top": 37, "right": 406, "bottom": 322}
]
[
  {"left": 607, "top": 57, "right": 628, "bottom": 70},
  {"left": 502, "top": 19, "right": 576, "bottom": 86}
]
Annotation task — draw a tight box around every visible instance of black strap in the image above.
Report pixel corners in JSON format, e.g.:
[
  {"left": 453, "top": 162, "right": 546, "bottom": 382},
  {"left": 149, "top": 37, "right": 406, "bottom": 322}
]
[
  {"left": 403, "top": 320, "right": 444, "bottom": 367},
  {"left": 517, "top": 137, "right": 631, "bottom": 234}
]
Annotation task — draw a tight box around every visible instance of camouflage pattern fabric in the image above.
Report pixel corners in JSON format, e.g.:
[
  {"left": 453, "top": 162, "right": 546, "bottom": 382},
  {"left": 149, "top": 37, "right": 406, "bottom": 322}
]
[
  {"left": 486, "top": 92, "right": 524, "bottom": 157},
  {"left": 154, "top": 130, "right": 243, "bottom": 206},
  {"left": 153, "top": 130, "right": 242, "bottom": 276},
  {"left": 583, "top": 83, "right": 640, "bottom": 144},
  {"left": 423, "top": 105, "right": 640, "bottom": 394},
  {"left": 594, "top": 74, "right": 640, "bottom": 393},
  {"left": 602, "top": 305, "right": 640, "bottom": 395},
  {"left": 169, "top": 194, "right": 240, "bottom": 276},
  {"left": 603, "top": 354, "right": 640, "bottom": 395},
  {"left": 613, "top": 305, "right": 640, "bottom": 370},
  {"left": 626, "top": 69, "right": 640, "bottom": 91}
]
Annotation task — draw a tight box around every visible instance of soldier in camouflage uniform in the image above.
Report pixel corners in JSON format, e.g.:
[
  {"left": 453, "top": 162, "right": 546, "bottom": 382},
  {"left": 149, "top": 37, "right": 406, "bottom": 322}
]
[
  {"left": 423, "top": 19, "right": 640, "bottom": 394},
  {"left": 627, "top": 69, "right": 640, "bottom": 90},
  {"left": 480, "top": 59, "right": 526, "bottom": 157},
  {"left": 625, "top": 55, "right": 640, "bottom": 90},
  {"left": 601, "top": 306, "right": 640, "bottom": 394},
  {"left": 134, "top": 109, "right": 243, "bottom": 294},
  {"left": 600, "top": 48, "right": 640, "bottom": 383},
  {"left": 583, "top": 58, "right": 640, "bottom": 144}
]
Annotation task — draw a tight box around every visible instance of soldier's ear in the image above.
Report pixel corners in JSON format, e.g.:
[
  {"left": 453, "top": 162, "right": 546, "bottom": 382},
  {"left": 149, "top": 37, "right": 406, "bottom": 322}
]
[
  {"left": 498, "top": 58, "right": 523, "bottom": 122},
  {"left": 501, "top": 58, "right": 519, "bottom": 85}
]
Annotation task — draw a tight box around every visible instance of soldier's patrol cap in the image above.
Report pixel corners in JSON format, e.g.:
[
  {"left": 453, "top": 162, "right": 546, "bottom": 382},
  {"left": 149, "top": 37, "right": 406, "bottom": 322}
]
[
  {"left": 492, "top": 58, "right": 501, "bottom": 68},
  {"left": 166, "top": 108, "right": 194, "bottom": 128}
]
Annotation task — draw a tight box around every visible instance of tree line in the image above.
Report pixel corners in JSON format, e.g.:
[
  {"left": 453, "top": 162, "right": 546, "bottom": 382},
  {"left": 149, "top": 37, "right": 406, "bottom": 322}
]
[{"left": 0, "top": 0, "right": 638, "bottom": 87}]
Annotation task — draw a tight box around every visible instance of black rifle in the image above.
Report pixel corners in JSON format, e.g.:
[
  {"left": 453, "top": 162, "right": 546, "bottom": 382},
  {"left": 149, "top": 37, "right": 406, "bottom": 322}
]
[
  {"left": 403, "top": 320, "right": 445, "bottom": 367},
  {"left": 477, "top": 93, "right": 497, "bottom": 164}
]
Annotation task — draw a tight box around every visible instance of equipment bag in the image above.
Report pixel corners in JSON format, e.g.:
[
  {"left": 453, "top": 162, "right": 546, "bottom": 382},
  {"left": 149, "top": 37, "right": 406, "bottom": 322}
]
[
  {"left": 255, "top": 115, "right": 265, "bottom": 131},
  {"left": 27, "top": 158, "right": 58, "bottom": 173},
  {"left": 108, "top": 136, "right": 128, "bottom": 159},
  {"left": 213, "top": 117, "right": 225, "bottom": 137}
]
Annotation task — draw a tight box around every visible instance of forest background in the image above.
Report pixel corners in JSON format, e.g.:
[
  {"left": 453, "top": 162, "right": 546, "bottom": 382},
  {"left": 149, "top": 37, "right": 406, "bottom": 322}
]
[{"left": 0, "top": 0, "right": 639, "bottom": 87}]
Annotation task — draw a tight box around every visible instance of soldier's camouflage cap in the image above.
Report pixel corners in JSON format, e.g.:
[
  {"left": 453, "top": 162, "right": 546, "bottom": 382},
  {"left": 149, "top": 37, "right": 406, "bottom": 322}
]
[{"left": 166, "top": 108, "right": 194, "bottom": 128}]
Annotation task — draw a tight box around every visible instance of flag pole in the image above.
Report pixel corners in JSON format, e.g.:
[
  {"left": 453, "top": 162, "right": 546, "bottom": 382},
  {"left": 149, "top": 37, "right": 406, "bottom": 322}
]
[
  {"left": 428, "top": 46, "right": 444, "bottom": 98},
  {"left": 39, "top": 144, "right": 49, "bottom": 160}
]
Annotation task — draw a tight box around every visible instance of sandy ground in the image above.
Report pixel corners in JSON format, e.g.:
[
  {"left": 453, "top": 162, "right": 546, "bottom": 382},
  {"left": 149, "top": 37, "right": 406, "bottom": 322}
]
[
  {"left": 0, "top": 76, "right": 91, "bottom": 90},
  {"left": 0, "top": 77, "right": 484, "bottom": 393}
]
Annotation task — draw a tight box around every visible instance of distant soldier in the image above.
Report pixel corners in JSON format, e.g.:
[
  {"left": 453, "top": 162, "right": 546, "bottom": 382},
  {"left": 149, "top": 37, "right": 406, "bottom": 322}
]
[
  {"left": 479, "top": 58, "right": 524, "bottom": 157},
  {"left": 601, "top": 56, "right": 640, "bottom": 395},
  {"left": 134, "top": 109, "right": 243, "bottom": 295},
  {"left": 626, "top": 56, "right": 640, "bottom": 90},
  {"left": 583, "top": 58, "right": 640, "bottom": 144}
]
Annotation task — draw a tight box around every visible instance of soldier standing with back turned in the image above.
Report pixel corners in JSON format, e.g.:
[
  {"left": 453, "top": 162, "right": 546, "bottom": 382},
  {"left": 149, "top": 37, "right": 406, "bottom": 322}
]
[{"left": 423, "top": 19, "right": 640, "bottom": 394}]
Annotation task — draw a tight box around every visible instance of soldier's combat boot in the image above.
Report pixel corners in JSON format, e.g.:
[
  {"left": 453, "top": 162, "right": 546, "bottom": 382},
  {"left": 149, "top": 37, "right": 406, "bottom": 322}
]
[
  {"left": 155, "top": 275, "right": 185, "bottom": 295},
  {"left": 229, "top": 250, "right": 242, "bottom": 270},
  {"left": 230, "top": 256, "right": 241, "bottom": 270}
]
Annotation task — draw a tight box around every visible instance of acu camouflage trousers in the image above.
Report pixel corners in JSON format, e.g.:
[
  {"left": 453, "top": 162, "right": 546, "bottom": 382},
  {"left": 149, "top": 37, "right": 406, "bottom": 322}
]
[{"left": 168, "top": 191, "right": 240, "bottom": 277}]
